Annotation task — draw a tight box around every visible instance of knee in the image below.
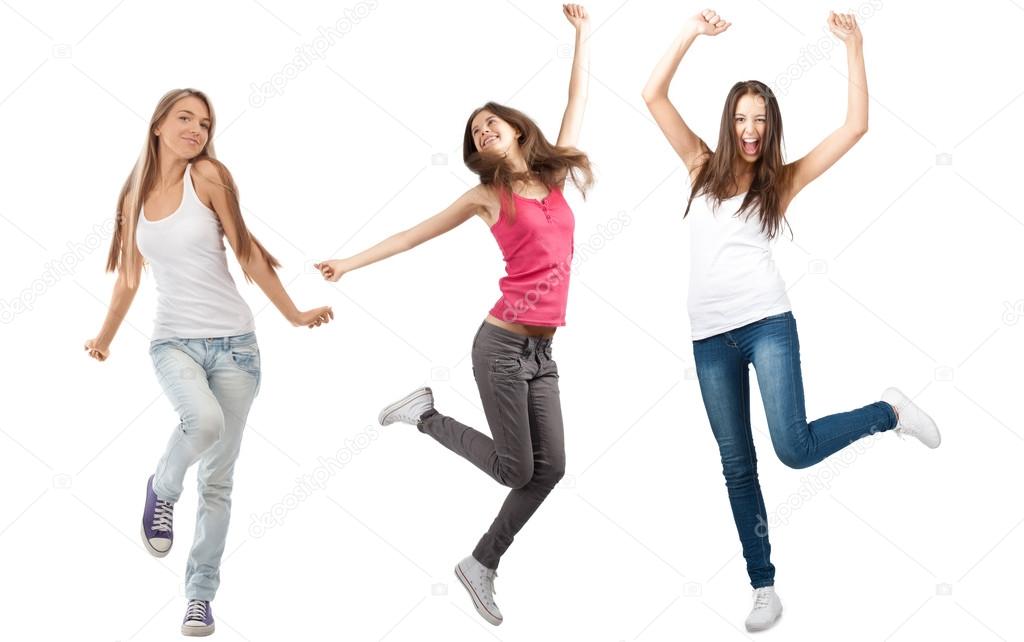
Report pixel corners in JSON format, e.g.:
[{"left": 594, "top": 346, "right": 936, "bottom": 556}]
[
  {"left": 198, "top": 476, "right": 233, "bottom": 502},
  {"left": 532, "top": 454, "right": 566, "bottom": 488},
  {"left": 774, "top": 444, "right": 812, "bottom": 470},
  {"left": 182, "top": 402, "right": 225, "bottom": 450},
  {"left": 720, "top": 456, "right": 758, "bottom": 489},
  {"left": 499, "top": 460, "right": 534, "bottom": 490}
]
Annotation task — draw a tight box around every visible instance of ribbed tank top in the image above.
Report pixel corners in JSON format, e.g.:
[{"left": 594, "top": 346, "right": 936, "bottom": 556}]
[
  {"left": 488, "top": 186, "right": 575, "bottom": 326},
  {"left": 136, "top": 163, "right": 255, "bottom": 340},
  {"left": 687, "top": 191, "right": 791, "bottom": 340}
]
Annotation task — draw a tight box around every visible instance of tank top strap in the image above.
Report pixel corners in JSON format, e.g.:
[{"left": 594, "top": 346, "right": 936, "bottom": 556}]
[{"left": 182, "top": 163, "right": 197, "bottom": 203}]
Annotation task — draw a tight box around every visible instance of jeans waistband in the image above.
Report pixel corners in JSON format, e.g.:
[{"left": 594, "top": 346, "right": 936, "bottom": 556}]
[
  {"left": 478, "top": 321, "right": 554, "bottom": 355},
  {"left": 150, "top": 331, "right": 257, "bottom": 349}
]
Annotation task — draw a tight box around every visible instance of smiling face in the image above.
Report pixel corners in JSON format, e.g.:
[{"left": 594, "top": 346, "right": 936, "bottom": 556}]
[
  {"left": 469, "top": 109, "right": 520, "bottom": 157},
  {"left": 734, "top": 92, "right": 767, "bottom": 162},
  {"left": 154, "top": 95, "right": 211, "bottom": 159}
]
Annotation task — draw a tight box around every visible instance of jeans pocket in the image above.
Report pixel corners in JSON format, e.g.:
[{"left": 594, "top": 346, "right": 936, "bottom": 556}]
[
  {"left": 490, "top": 354, "right": 524, "bottom": 378},
  {"left": 230, "top": 344, "right": 262, "bottom": 394}
]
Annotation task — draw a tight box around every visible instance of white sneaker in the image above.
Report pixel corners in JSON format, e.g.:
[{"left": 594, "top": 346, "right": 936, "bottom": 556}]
[
  {"left": 745, "top": 586, "right": 782, "bottom": 632},
  {"left": 378, "top": 387, "right": 434, "bottom": 426},
  {"left": 882, "top": 387, "right": 941, "bottom": 448},
  {"left": 455, "top": 555, "right": 503, "bottom": 626}
]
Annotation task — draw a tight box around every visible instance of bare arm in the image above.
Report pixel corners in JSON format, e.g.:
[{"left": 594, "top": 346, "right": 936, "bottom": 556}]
[
  {"left": 556, "top": 4, "right": 591, "bottom": 150},
  {"left": 785, "top": 12, "right": 868, "bottom": 203},
  {"left": 193, "top": 160, "right": 333, "bottom": 328},
  {"left": 84, "top": 252, "right": 142, "bottom": 361},
  {"left": 642, "top": 9, "right": 730, "bottom": 177},
  {"left": 315, "top": 186, "right": 486, "bottom": 281}
]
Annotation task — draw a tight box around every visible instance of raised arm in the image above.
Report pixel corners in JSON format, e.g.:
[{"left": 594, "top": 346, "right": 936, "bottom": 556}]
[
  {"left": 642, "top": 9, "right": 730, "bottom": 176},
  {"left": 193, "top": 160, "right": 333, "bottom": 329},
  {"left": 785, "top": 12, "right": 868, "bottom": 202},
  {"left": 555, "top": 4, "right": 591, "bottom": 150},
  {"left": 315, "top": 185, "right": 487, "bottom": 282}
]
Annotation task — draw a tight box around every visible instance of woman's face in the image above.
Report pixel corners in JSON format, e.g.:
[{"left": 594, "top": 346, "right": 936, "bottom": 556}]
[
  {"left": 734, "top": 93, "right": 767, "bottom": 162},
  {"left": 155, "top": 95, "right": 211, "bottom": 160},
  {"left": 470, "top": 110, "right": 519, "bottom": 157}
]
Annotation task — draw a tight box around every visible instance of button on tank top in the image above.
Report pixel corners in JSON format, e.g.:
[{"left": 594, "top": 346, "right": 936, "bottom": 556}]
[
  {"left": 488, "top": 186, "right": 575, "bottom": 326},
  {"left": 687, "top": 191, "right": 791, "bottom": 340},
  {"left": 135, "top": 163, "right": 255, "bottom": 340}
]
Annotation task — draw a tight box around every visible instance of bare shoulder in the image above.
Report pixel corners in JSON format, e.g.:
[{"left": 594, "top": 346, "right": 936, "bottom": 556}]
[
  {"left": 189, "top": 158, "right": 233, "bottom": 209},
  {"left": 466, "top": 184, "right": 500, "bottom": 226}
]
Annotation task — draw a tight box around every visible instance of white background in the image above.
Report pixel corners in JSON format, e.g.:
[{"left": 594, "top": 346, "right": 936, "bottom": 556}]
[{"left": 1, "top": 0, "right": 1020, "bottom": 640}]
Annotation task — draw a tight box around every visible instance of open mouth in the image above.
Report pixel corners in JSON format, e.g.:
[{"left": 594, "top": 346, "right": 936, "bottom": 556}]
[
  {"left": 481, "top": 134, "right": 498, "bottom": 149},
  {"left": 741, "top": 137, "right": 760, "bottom": 155}
]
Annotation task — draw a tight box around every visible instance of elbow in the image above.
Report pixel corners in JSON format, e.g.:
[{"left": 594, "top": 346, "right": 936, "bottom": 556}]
[
  {"left": 641, "top": 88, "right": 660, "bottom": 104},
  {"left": 397, "top": 231, "right": 417, "bottom": 253}
]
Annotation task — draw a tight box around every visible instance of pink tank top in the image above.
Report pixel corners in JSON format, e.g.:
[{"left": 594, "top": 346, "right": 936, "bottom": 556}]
[{"left": 488, "top": 186, "right": 575, "bottom": 326}]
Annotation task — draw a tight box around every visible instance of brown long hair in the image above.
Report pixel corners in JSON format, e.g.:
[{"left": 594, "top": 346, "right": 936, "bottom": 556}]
[
  {"left": 105, "top": 88, "right": 280, "bottom": 288},
  {"left": 684, "top": 80, "right": 793, "bottom": 240},
  {"left": 462, "top": 101, "right": 593, "bottom": 222}
]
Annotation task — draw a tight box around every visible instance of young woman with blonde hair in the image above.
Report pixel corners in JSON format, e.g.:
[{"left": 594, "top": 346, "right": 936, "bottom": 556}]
[{"left": 85, "top": 88, "right": 333, "bottom": 637}]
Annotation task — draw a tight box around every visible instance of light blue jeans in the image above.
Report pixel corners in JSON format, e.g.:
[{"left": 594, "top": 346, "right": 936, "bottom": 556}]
[{"left": 149, "top": 332, "right": 261, "bottom": 600}]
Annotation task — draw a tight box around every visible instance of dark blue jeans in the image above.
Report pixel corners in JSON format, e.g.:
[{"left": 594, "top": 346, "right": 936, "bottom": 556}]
[{"left": 692, "top": 311, "right": 897, "bottom": 588}]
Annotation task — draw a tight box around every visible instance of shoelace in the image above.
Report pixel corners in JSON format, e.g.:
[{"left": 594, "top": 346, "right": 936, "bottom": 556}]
[
  {"left": 152, "top": 499, "right": 173, "bottom": 533},
  {"left": 185, "top": 600, "right": 207, "bottom": 622},
  {"left": 481, "top": 569, "right": 498, "bottom": 599},
  {"left": 752, "top": 589, "right": 772, "bottom": 610}
]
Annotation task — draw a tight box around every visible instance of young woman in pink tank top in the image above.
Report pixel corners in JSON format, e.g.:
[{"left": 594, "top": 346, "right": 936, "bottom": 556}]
[{"left": 315, "top": 4, "right": 594, "bottom": 627}]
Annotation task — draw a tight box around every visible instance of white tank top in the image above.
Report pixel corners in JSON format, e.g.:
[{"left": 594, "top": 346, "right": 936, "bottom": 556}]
[
  {"left": 136, "top": 163, "right": 255, "bottom": 340},
  {"left": 687, "top": 191, "right": 791, "bottom": 340}
]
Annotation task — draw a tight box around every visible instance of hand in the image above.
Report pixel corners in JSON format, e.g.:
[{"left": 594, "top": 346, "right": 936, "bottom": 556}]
[
  {"left": 292, "top": 306, "right": 334, "bottom": 329},
  {"left": 688, "top": 9, "right": 731, "bottom": 37},
  {"left": 828, "top": 11, "right": 862, "bottom": 45},
  {"left": 562, "top": 4, "right": 589, "bottom": 30},
  {"left": 84, "top": 338, "right": 110, "bottom": 362},
  {"left": 314, "top": 259, "right": 348, "bottom": 282}
]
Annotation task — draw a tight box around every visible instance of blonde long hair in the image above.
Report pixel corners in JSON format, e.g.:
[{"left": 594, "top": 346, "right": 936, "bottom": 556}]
[{"left": 105, "top": 88, "right": 280, "bottom": 287}]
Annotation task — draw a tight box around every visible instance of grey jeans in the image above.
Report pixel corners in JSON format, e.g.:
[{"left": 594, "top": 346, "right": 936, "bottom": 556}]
[{"left": 417, "top": 320, "right": 566, "bottom": 569}]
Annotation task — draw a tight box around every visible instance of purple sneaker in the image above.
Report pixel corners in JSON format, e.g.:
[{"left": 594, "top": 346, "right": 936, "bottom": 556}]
[
  {"left": 181, "top": 599, "right": 214, "bottom": 637},
  {"left": 141, "top": 474, "right": 174, "bottom": 557}
]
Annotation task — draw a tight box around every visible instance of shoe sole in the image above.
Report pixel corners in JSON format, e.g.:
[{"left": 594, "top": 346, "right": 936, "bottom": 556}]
[
  {"left": 181, "top": 623, "right": 215, "bottom": 637},
  {"left": 377, "top": 388, "right": 431, "bottom": 425},
  {"left": 454, "top": 564, "right": 503, "bottom": 626},
  {"left": 745, "top": 607, "right": 783, "bottom": 632},
  {"left": 140, "top": 523, "right": 171, "bottom": 558}
]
